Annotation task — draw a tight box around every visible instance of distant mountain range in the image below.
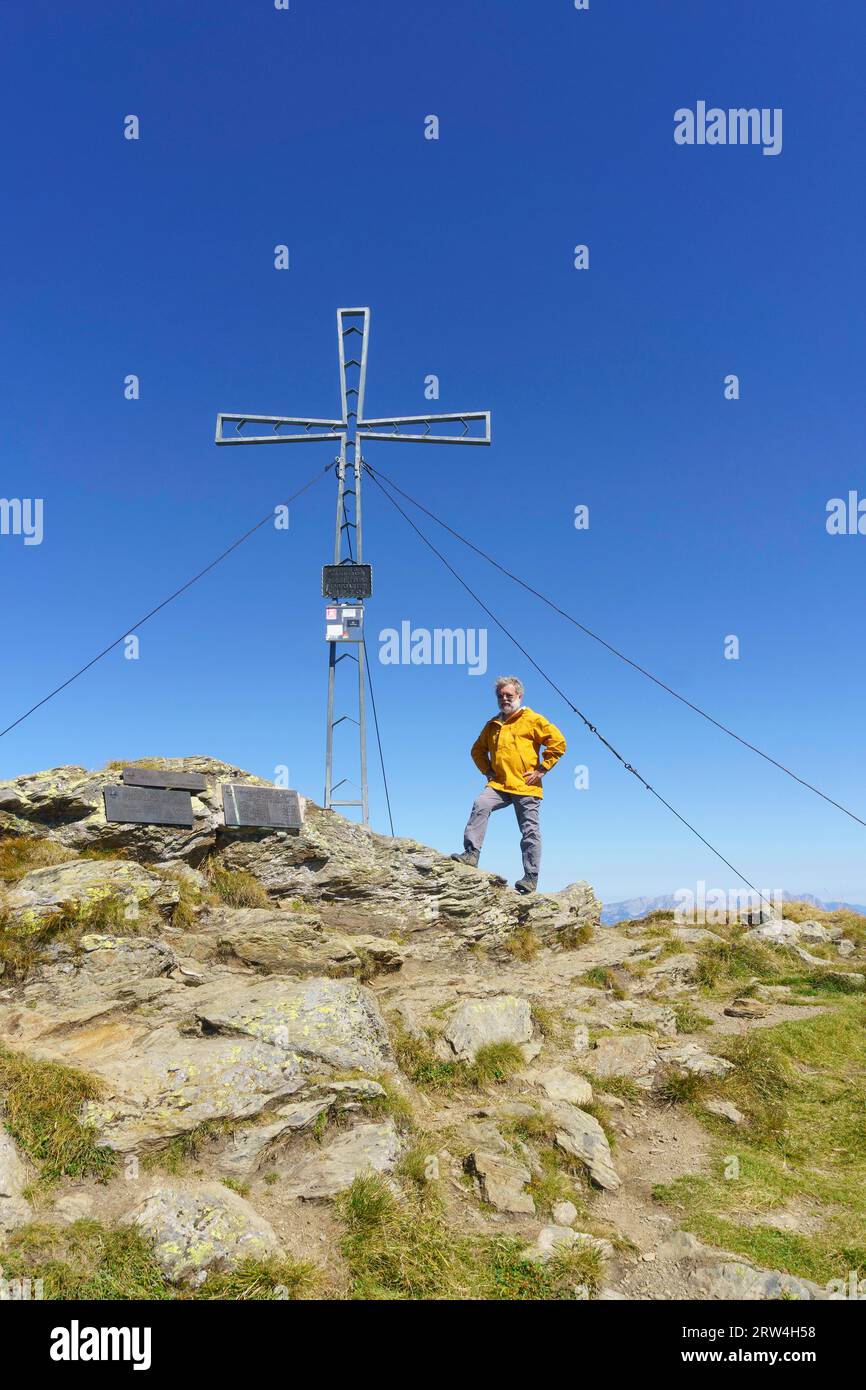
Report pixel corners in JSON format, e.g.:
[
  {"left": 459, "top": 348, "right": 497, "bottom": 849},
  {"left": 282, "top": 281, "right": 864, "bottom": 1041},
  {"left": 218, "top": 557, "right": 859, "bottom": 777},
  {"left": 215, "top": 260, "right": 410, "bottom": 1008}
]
[{"left": 601, "top": 890, "right": 866, "bottom": 926}]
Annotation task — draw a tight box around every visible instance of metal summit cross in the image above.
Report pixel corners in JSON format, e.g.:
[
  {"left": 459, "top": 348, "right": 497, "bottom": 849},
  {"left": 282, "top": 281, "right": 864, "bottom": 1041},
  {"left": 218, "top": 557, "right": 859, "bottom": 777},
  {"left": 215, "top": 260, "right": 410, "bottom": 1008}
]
[{"left": 215, "top": 307, "right": 490, "bottom": 825}]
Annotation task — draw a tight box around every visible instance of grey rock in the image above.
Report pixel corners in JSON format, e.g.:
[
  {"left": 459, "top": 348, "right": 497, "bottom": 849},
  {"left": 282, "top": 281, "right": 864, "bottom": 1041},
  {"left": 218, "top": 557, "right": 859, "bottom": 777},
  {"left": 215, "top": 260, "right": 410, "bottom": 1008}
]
[
  {"left": 647, "top": 952, "right": 699, "bottom": 984},
  {"left": 552, "top": 1200, "right": 578, "bottom": 1227},
  {"left": 349, "top": 935, "right": 404, "bottom": 973},
  {"left": 461, "top": 1121, "right": 510, "bottom": 1155},
  {"left": 670, "top": 927, "right": 725, "bottom": 946},
  {"left": 194, "top": 975, "right": 393, "bottom": 1074},
  {"left": 823, "top": 971, "right": 865, "bottom": 989},
  {"left": 159, "top": 861, "right": 208, "bottom": 893},
  {"left": 571, "top": 1024, "right": 590, "bottom": 1054},
  {"left": 656, "top": 1040, "right": 733, "bottom": 1080},
  {"left": 282, "top": 1120, "right": 401, "bottom": 1199},
  {"left": 696, "top": 1260, "right": 826, "bottom": 1301},
  {"left": 76, "top": 934, "right": 178, "bottom": 988},
  {"left": 605, "top": 1000, "right": 678, "bottom": 1037},
  {"left": 746, "top": 921, "right": 801, "bottom": 946},
  {"left": 0, "top": 1130, "right": 31, "bottom": 1236},
  {"left": 484, "top": 1101, "right": 539, "bottom": 1123},
  {"left": 389, "top": 999, "right": 427, "bottom": 1040},
  {"left": 704, "top": 1099, "right": 745, "bottom": 1125},
  {"left": 752, "top": 983, "right": 793, "bottom": 1002},
  {"left": 197, "top": 907, "right": 363, "bottom": 975},
  {"left": 530, "top": 1066, "right": 593, "bottom": 1107},
  {"left": 582, "top": 1033, "right": 657, "bottom": 1081},
  {"left": 515, "top": 882, "right": 600, "bottom": 948},
  {"left": 442, "top": 994, "right": 532, "bottom": 1061},
  {"left": 513, "top": 1138, "right": 544, "bottom": 1179},
  {"left": 793, "top": 945, "right": 831, "bottom": 966},
  {"left": 321, "top": 1079, "right": 386, "bottom": 1099},
  {"left": 0, "top": 761, "right": 603, "bottom": 950},
  {"left": 192, "top": 910, "right": 404, "bottom": 980},
  {"left": 797, "top": 921, "right": 832, "bottom": 944},
  {"left": 126, "top": 1183, "right": 280, "bottom": 1285},
  {"left": 214, "top": 1097, "right": 336, "bottom": 1176},
  {"left": 657, "top": 1230, "right": 707, "bottom": 1260},
  {"left": 51, "top": 1192, "right": 97, "bottom": 1224},
  {"left": 525, "top": 1226, "right": 613, "bottom": 1263},
  {"left": 550, "top": 1101, "right": 621, "bottom": 1191},
  {"left": 0, "top": 759, "right": 266, "bottom": 866},
  {"left": 5, "top": 859, "right": 179, "bottom": 923},
  {"left": 724, "top": 997, "right": 768, "bottom": 1020},
  {"left": 464, "top": 1150, "right": 535, "bottom": 1214},
  {"left": 78, "top": 1037, "right": 305, "bottom": 1152}
]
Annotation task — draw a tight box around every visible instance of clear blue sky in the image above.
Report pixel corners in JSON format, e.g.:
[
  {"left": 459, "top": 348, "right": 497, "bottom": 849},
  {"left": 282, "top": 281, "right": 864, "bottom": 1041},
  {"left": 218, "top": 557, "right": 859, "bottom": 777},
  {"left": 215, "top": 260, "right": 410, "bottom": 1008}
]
[{"left": 2, "top": 0, "right": 864, "bottom": 903}]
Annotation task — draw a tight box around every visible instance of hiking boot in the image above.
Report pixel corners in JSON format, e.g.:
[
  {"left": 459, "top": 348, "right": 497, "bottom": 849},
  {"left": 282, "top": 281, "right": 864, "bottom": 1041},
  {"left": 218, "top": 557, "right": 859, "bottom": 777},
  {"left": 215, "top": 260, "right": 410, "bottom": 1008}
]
[
  {"left": 450, "top": 850, "right": 479, "bottom": 867},
  {"left": 514, "top": 875, "right": 537, "bottom": 894}
]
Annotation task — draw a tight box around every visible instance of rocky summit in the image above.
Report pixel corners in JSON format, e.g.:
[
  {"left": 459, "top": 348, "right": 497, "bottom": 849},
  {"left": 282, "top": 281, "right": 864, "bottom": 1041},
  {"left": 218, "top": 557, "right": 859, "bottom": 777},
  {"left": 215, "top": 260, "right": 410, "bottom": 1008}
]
[{"left": 0, "top": 757, "right": 864, "bottom": 1301}]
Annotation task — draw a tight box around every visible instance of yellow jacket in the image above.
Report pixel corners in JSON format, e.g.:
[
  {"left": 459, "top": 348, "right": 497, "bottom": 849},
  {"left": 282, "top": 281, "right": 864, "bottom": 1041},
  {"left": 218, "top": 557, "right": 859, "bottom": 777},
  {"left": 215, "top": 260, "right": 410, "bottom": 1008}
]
[{"left": 470, "top": 706, "right": 566, "bottom": 799}]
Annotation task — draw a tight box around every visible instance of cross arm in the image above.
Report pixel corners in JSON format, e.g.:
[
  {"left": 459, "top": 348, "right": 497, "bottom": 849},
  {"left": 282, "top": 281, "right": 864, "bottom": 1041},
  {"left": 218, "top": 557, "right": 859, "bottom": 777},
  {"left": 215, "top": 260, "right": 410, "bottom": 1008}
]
[
  {"left": 215, "top": 414, "right": 345, "bottom": 445},
  {"left": 357, "top": 412, "right": 491, "bottom": 445}
]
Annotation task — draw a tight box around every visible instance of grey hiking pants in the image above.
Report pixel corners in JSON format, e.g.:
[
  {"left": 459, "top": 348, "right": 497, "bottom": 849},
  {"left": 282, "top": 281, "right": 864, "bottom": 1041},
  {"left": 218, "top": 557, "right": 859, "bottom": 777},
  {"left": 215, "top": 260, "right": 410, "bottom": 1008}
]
[{"left": 463, "top": 786, "right": 541, "bottom": 879}]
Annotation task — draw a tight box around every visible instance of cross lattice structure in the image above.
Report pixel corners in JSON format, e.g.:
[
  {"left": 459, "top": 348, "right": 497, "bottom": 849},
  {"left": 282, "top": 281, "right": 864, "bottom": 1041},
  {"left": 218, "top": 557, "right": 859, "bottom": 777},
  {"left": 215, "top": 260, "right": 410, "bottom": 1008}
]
[{"left": 215, "top": 307, "right": 491, "bottom": 824}]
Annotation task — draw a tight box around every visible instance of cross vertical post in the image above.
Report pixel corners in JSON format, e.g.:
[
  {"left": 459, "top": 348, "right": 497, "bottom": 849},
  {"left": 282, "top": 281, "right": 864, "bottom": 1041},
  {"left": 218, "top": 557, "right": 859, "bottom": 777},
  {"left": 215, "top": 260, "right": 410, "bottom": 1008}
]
[
  {"left": 215, "top": 307, "right": 490, "bottom": 827},
  {"left": 325, "top": 309, "right": 369, "bottom": 823}
]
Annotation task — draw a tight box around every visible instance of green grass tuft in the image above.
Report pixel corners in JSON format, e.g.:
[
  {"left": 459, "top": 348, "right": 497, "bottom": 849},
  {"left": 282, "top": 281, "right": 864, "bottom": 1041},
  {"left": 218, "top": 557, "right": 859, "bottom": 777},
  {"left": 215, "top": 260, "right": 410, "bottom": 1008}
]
[
  {"left": 672, "top": 1000, "right": 713, "bottom": 1033},
  {"left": 591, "top": 1072, "right": 639, "bottom": 1102},
  {"left": 657, "top": 1068, "right": 709, "bottom": 1107},
  {"left": 0, "top": 1221, "right": 316, "bottom": 1300},
  {"left": 337, "top": 1173, "right": 604, "bottom": 1301},
  {"left": 695, "top": 934, "right": 784, "bottom": 992},
  {"left": 577, "top": 966, "right": 625, "bottom": 998},
  {"left": 527, "top": 1148, "right": 585, "bottom": 1216},
  {"left": 483, "top": 1235, "right": 603, "bottom": 1301},
  {"left": 0, "top": 1045, "right": 116, "bottom": 1185},
  {"left": 141, "top": 1118, "right": 236, "bottom": 1175},
  {"left": 203, "top": 859, "right": 269, "bottom": 909},
  {"left": 558, "top": 921, "right": 594, "bottom": 949},
  {"left": 0, "top": 836, "right": 75, "bottom": 882},
  {"left": 504, "top": 926, "right": 540, "bottom": 961},
  {"left": 392, "top": 1026, "right": 523, "bottom": 1094}
]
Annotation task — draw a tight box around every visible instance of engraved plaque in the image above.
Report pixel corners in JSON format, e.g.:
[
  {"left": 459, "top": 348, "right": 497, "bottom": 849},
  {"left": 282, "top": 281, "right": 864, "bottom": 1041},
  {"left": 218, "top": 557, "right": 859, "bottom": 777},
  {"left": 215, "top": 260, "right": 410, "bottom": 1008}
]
[
  {"left": 104, "top": 785, "right": 194, "bottom": 827},
  {"left": 222, "top": 785, "right": 303, "bottom": 830},
  {"left": 122, "top": 768, "right": 208, "bottom": 791}
]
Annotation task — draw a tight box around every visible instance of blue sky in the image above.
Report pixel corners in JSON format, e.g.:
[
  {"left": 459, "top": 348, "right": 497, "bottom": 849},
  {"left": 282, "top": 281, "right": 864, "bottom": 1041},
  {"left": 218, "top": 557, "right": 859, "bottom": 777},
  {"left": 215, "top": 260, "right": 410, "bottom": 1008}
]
[{"left": 2, "top": 0, "right": 864, "bottom": 902}]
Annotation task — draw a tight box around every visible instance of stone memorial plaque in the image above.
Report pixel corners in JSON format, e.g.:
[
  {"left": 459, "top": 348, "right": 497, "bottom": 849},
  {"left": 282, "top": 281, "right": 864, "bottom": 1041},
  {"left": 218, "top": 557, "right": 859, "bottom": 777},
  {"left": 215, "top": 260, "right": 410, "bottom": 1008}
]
[
  {"left": 222, "top": 784, "right": 303, "bottom": 830},
  {"left": 122, "top": 767, "right": 208, "bottom": 792},
  {"left": 104, "top": 785, "right": 195, "bottom": 827}
]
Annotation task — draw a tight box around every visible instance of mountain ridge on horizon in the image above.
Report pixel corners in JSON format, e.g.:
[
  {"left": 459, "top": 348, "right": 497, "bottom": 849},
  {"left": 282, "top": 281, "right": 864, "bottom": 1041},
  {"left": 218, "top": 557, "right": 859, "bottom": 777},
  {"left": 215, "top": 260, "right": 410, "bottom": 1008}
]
[{"left": 601, "top": 889, "right": 866, "bottom": 926}]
